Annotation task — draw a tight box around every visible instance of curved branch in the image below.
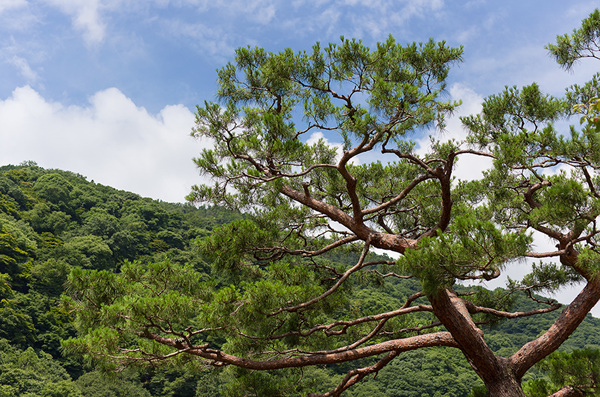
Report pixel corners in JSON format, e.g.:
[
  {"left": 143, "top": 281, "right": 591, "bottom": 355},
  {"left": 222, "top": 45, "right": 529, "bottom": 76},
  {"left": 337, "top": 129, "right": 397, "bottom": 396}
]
[
  {"left": 309, "top": 350, "right": 401, "bottom": 397},
  {"left": 268, "top": 238, "right": 372, "bottom": 316},
  {"left": 511, "top": 277, "right": 600, "bottom": 379},
  {"left": 582, "top": 166, "right": 600, "bottom": 199},
  {"left": 145, "top": 331, "right": 459, "bottom": 370},
  {"left": 263, "top": 236, "right": 361, "bottom": 259},
  {"left": 527, "top": 250, "right": 568, "bottom": 258},
  {"left": 549, "top": 385, "right": 588, "bottom": 397},
  {"left": 241, "top": 303, "right": 432, "bottom": 344},
  {"left": 362, "top": 173, "right": 433, "bottom": 215},
  {"left": 297, "top": 236, "right": 361, "bottom": 257},
  {"left": 239, "top": 292, "right": 430, "bottom": 348},
  {"left": 279, "top": 184, "right": 418, "bottom": 253},
  {"left": 524, "top": 180, "right": 551, "bottom": 209},
  {"left": 465, "top": 301, "right": 562, "bottom": 318},
  {"left": 381, "top": 148, "right": 436, "bottom": 172}
]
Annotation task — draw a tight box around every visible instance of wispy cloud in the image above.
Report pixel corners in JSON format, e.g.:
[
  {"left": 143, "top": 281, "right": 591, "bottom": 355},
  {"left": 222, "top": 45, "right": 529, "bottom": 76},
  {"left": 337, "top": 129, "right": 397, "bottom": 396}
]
[
  {"left": 158, "top": 18, "right": 237, "bottom": 62},
  {"left": 0, "top": 0, "right": 27, "bottom": 13},
  {"left": 0, "top": 0, "right": 39, "bottom": 31},
  {"left": 7, "top": 55, "right": 39, "bottom": 82},
  {"left": 275, "top": 0, "right": 445, "bottom": 42},
  {"left": 43, "top": 0, "right": 107, "bottom": 45},
  {"left": 160, "top": 0, "right": 279, "bottom": 24}
]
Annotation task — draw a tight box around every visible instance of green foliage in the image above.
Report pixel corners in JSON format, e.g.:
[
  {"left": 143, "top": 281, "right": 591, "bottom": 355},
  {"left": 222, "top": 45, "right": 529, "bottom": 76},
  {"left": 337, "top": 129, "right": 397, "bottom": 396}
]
[
  {"left": 397, "top": 213, "right": 531, "bottom": 294},
  {"left": 2, "top": 161, "right": 600, "bottom": 395},
  {"left": 62, "top": 259, "right": 216, "bottom": 369},
  {"left": 546, "top": 9, "right": 600, "bottom": 70},
  {"left": 525, "top": 349, "right": 600, "bottom": 396},
  {"left": 463, "top": 83, "right": 567, "bottom": 152},
  {"left": 0, "top": 164, "right": 244, "bottom": 396},
  {"left": 342, "top": 349, "right": 483, "bottom": 397},
  {"left": 0, "top": 300, "right": 35, "bottom": 345},
  {"left": 198, "top": 218, "right": 278, "bottom": 276},
  {"left": 29, "top": 259, "right": 71, "bottom": 296},
  {"left": 5, "top": 12, "right": 600, "bottom": 396},
  {"left": 517, "top": 262, "right": 582, "bottom": 294},
  {"left": 574, "top": 97, "right": 600, "bottom": 131},
  {"left": 0, "top": 339, "right": 81, "bottom": 397},
  {"left": 60, "top": 235, "right": 114, "bottom": 269},
  {"left": 189, "top": 36, "right": 462, "bottom": 210},
  {"left": 33, "top": 173, "right": 74, "bottom": 210},
  {"left": 0, "top": 213, "right": 36, "bottom": 280},
  {"left": 75, "top": 371, "right": 152, "bottom": 397}
]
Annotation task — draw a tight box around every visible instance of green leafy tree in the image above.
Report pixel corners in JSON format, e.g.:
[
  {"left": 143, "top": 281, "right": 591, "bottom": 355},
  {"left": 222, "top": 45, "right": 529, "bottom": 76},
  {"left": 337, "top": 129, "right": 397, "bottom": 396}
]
[
  {"left": 65, "top": 11, "right": 600, "bottom": 397},
  {"left": 546, "top": 9, "right": 600, "bottom": 70},
  {"left": 0, "top": 340, "right": 81, "bottom": 397},
  {"left": 33, "top": 173, "right": 73, "bottom": 210},
  {"left": 74, "top": 371, "right": 152, "bottom": 397},
  {"left": 59, "top": 235, "right": 114, "bottom": 270},
  {"left": 524, "top": 349, "right": 600, "bottom": 397}
]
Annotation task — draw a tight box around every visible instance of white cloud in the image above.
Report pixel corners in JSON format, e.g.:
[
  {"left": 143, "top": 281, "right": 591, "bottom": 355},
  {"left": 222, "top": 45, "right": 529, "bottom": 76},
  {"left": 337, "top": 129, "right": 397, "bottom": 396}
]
[
  {"left": 343, "top": 0, "right": 444, "bottom": 38},
  {"left": 0, "top": 0, "right": 27, "bottom": 13},
  {"left": 43, "top": 0, "right": 107, "bottom": 45},
  {"left": 0, "top": 86, "right": 210, "bottom": 202},
  {"left": 164, "top": 0, "right": 278, "bottom": 24},
  {"left": 159, "top": 19, "right": 236, "bottom": 62},
  {"left": 0, "top": 0, "right": 39, "bottom": 31},
  {"left": 7, "top": 55, "right": 38, "bottom": 82},
  {"left": 414, "top": 83, "right": 492, "bottom": 181},
  {"left": 265, "top": 0, "right": 445, "bottom": 42}
]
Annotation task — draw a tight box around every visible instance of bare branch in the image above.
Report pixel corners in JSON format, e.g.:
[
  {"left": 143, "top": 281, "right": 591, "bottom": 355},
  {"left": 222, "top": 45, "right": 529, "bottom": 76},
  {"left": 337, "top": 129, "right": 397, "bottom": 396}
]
[
  {"left": 465, "top": 301, "right": 562, "bottom": 318},
  {"left": 363, "top": 173, "right": 433, "bottom": 216}
]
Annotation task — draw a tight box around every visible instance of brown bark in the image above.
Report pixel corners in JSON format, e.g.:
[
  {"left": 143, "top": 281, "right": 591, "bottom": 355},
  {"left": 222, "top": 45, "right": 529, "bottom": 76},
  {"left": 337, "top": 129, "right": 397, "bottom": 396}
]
[
  {"left": 431, "top": 289, "right": 526, "bottom": 396},
  {"left": 145, "top": 331, "right": 459, "bottom": 370},
  {"left": 511, "top": 276, "right": 600, "bottom": 379},
  {"left": 486, "top": 374, "right": 527, "bottom": 397},
  {"left": 549, "top": 385, "right": 586, "bottom": 397},
  {"left": 279, "top": 184, "right": 418, "bottom": 253},
  {"left": 429, "top": 278, "right": 600, "bottom": 396}
]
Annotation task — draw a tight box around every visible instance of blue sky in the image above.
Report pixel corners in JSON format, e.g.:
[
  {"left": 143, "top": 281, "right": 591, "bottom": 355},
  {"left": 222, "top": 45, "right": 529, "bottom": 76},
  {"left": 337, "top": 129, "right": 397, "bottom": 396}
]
[
  {"left": 1, "top": 0, "right": 598, "bottom": 202},
  {"left": 1, "top": 1, "right": 600, "bottom": 311}
]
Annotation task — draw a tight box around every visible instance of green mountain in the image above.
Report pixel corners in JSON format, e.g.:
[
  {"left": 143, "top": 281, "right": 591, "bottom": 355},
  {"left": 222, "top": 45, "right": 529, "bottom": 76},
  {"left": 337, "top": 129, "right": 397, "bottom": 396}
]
[{"left": 0, "top": 163, "right": 598, "bottom": 396}]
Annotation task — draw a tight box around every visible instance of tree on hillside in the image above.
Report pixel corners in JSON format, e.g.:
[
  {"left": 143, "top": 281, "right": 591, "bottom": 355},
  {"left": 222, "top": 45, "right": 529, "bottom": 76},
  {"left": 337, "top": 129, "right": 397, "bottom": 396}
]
[{"left": 65, "top": 11, "right": 600, "bottom": 397}]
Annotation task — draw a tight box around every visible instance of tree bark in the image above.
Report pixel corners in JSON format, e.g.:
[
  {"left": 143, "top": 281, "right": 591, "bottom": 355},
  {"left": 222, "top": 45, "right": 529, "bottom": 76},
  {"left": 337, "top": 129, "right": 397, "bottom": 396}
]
[
  {"left": 511, "top": 277, "right": 600, "bottom": 379},
  {"left": 142, "top": 330, "right": 459, "bottom": 370},
  {"left": 485, "top": 373, "right": 526, "bottom": 397},
  {"left": 431, "top": 289, "right": 526, "bottom": 397},
  {"left": 549, "top": 385, "right": 587, "bottom": 397}
]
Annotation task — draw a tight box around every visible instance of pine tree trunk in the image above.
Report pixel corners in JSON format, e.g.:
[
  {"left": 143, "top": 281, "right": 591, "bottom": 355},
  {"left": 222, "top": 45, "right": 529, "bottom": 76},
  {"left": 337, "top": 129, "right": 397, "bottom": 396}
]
[
  {"left": 430, "top": 289, "right": 527, "bottom": 397},
  {"left": 485, "top": 375, "right": 526, "bottom": 397}
]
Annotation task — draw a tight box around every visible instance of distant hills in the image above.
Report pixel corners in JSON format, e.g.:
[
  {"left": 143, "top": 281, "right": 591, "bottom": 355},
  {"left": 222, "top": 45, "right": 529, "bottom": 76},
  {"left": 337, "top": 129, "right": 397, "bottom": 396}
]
[{"left": 0, "top": 163, "right": 598, "bottom": 396}]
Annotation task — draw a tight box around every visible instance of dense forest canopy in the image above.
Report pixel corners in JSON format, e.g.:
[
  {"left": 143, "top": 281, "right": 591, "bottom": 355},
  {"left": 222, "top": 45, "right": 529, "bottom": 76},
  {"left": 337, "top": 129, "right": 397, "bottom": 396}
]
[
  {"left": 52, "top": 9, "right": 600, "bottom": 397},
  {"left": 0, "top": 163, "right": 243, "bottom": 396}
]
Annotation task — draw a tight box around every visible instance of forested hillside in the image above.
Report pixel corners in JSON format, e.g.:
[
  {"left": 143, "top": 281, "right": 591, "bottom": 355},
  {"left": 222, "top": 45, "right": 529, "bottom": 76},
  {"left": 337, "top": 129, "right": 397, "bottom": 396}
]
[
  {"left": 0, "top": 162, "right": 240, "bottom": 396},
  {"left": 1, "top": 162, "right": 599, "bottom": 396}
]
